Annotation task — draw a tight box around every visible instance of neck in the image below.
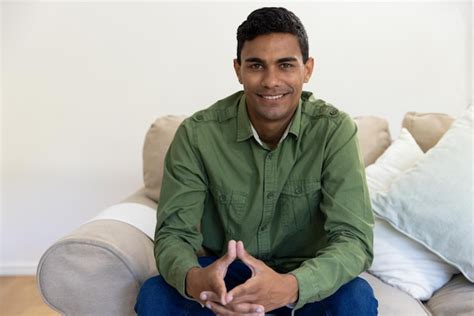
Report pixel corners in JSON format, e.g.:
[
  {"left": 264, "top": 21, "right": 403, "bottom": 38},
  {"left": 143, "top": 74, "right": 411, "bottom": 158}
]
[{"left": 251, "top": 115, "right": 293, "bottom": 149}]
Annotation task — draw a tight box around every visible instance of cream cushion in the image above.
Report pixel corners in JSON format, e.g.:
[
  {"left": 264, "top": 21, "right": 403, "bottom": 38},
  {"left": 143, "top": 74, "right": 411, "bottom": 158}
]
[
  {"left": 360, "top": 272, "right": 430, "bottom": 315},
  {"left": 143, "top": 115, "right": 186, "bottom": 202},
  {"left": 402, "top": 112, "right": 454, "bottom": 152},
  {"left": 354, "top": 116, "right": 391, "bottom": 166},
  {"left": 427, "top": 274, "right": 474, "bottom": 315}
]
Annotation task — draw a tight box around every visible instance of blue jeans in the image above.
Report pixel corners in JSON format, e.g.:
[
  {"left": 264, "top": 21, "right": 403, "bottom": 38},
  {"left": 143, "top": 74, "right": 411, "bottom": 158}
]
[{"left": 135, "top": 256, "right": 378, "bottom": 315}]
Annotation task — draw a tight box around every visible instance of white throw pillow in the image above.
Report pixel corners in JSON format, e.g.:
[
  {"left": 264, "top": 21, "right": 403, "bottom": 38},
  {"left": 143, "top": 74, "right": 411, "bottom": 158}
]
[
  {"left": 366, "top": 128, "right": 459, "bottom": 300},
  {"left": 366, "top": 128, "right": 424, "bottom": 194},
  {"left": 372, "top": 107, "right": 473, "bottom": 286}
]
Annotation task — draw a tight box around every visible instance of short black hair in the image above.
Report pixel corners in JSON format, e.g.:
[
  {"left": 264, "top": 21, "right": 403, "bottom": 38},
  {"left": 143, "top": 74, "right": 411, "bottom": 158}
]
[{"left": 236, "top": 7, "right": 309, "bottom": 64}]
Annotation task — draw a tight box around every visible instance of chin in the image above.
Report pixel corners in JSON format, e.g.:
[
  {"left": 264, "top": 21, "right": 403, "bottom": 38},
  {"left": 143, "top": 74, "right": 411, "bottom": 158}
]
[{"left": 256, "top": 108, "right": 290, "bottom": 122}]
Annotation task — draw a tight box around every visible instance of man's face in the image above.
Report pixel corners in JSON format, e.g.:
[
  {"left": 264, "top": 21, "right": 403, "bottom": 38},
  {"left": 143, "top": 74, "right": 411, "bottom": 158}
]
[{"left": 234, "top": 33, "right": 314, "bottom": 125}]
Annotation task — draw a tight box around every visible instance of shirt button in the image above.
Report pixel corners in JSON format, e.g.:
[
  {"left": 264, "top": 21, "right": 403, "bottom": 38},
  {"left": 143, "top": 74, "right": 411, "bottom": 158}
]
[
  {"left": 266, "top": 192, "right": 274, "bottom": 199},
  {"left": 295, "top": 186, "right": 302, "bottom": 194},
  {"left": 260, "top": 225, "right": 268, "bottom": 231},
  {"left": 219, "top": 195, "right": 227, "bottom": 202},
  {"left": 330, "top": 109, "right": 338, "bottom": 116},
  {"left": 196, "top": 114, "right": 204, "bottom": 120},
  {"left": 267, "top": 153, "right": 273, "bottom": 160}
]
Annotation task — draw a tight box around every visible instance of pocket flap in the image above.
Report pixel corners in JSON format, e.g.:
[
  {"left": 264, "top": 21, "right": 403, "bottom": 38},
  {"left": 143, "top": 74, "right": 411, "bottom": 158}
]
[{"left": 281, "top": 180, "right": 321, "bottom": 196}]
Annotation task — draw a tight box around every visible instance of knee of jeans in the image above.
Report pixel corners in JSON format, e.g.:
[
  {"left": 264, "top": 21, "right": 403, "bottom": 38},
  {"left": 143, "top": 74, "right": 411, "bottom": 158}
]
[
  {"left": 351, "top": 278, "right": 373, "bottom": 293},
  {"left": 343, "top": 278, "right": 378, "bottom": 310},
  {"left": 135, "top": 276, "right": 168, "bottom": 308}
]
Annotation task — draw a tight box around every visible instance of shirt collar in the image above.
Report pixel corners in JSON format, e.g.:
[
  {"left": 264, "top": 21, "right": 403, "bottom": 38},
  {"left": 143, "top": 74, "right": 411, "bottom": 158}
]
[
  {"left": 236, "top": 94, "right": 253, "bottom": 142},
  {"left": 236, "top": 93, "right": 302, "bottom": 144},
  {"left": 250, "top": 123, "right": 290, "bottom": 148}
]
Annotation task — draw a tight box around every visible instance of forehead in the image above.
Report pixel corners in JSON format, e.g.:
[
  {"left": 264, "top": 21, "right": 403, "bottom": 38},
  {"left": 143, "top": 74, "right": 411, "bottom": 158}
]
[{"left": 240, "top": 33, "right": 302, "bottom": 62}]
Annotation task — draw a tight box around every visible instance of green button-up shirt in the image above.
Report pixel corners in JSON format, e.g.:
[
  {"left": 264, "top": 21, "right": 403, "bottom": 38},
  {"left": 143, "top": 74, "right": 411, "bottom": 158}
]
[{"left": 155, "top": 90, "right": 374, "bottom": 310}]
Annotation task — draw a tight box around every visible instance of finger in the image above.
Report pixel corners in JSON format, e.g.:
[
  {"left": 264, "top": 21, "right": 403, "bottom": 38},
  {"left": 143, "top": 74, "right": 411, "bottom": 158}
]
[
  {"left": 236, "top": 241, "right": 258, "bottom": 275},
  {"left": 226, "top": 302, "right": 264, "bottom": 315},
  {"left": 227, "top": 279, "right": 258, "bottom": 301},
  {"left": 200, "top": 291, "right": 220, "bottom": 303},
  {"left": 205, "top": 301, "right": 234, "bottom": 315},
  {"left": 206, "top": 300, "right": 264, "bottom": 315},
  {"left": 211, "top": 279, "right": 228, "bottom": 306},
  {"left": 227, "top": 293, "right": 257, "bottom": 305}
]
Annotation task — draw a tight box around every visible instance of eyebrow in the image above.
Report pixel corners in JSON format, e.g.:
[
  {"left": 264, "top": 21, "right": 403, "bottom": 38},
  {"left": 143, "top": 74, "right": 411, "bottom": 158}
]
[{"left": 244, "top": 57, "right": 299, "bottom": 64}]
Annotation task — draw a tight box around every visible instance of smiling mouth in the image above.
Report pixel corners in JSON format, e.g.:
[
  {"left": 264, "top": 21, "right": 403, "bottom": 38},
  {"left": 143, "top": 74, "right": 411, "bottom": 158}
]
[{"left": 258, "top": 93, "right": 288, "bottom": 100}]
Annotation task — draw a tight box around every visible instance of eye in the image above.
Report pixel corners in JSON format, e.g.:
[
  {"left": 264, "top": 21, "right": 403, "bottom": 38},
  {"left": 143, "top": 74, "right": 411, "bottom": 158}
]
[
  {"left": 249, "top": 63, "right": 263, "bottom": 70},
  {"left": 280, "top": 63, "right": 294, "bottom": 69}
]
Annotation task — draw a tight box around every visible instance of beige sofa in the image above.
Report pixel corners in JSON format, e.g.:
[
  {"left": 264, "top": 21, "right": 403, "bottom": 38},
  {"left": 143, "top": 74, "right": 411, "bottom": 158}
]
[{"left": 37, "top": 112, "right": 473, "bottom": 315}]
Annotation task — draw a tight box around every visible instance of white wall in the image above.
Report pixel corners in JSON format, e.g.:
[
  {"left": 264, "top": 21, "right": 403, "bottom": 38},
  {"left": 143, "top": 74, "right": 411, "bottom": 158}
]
[{"left": 1, "top": 1, "right": 471, "bottom": 274}]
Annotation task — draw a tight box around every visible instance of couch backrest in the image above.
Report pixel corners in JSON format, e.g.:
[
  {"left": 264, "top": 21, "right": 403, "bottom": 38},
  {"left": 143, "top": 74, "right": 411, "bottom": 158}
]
[
  {"left": 354, "top": 116, "right": 391, "bottom": 166},
  {"left": 142, "top": 112, "right": 454, "bottom": 202},
  {"left": 142, "top": 115, "right": 394, "bottom": 202},
  {"left": 402, "top": 112, "right": 454, "bottom": 152},
  {"left": 143, "top": 115, "right": 186, "bottom": 202}
]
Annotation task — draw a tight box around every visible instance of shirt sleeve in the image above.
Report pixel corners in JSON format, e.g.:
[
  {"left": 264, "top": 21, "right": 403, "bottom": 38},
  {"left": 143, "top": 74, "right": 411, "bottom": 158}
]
[
  {"left": 154, "top": 119, "right": 208, "bottom": 298},
  {"left": 289, "top": 113, "right": 374, "bottom": 310}
]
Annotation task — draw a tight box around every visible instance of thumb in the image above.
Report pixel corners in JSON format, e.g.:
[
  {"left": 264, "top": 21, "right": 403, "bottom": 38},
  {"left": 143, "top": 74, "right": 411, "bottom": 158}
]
[
  {"left": 221, "top": 239, "right": 237, "bottom": 266},
  {"left": 236, "top": 241, "right": 259, "bottom": 275},
  {"left": 204, "top": 275, "right": 229, "bottom": 306}
]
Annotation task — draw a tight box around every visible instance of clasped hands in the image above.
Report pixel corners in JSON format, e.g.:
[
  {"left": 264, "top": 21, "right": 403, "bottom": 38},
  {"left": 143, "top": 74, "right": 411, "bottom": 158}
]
[{"left": 185, "top": 240, "right": 298, "bottom": 316}]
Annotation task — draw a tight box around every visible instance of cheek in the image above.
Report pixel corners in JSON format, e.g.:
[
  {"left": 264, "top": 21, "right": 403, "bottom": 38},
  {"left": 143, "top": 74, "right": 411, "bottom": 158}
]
[
  {"left": 282, "top": 71, "right": 303, "bottom": 85},
  {"left": 242, "top": 73, "right": 261, "bottom": 85},
  {"left": 291, "top": 77, "right": 305, "bottom": 90}
]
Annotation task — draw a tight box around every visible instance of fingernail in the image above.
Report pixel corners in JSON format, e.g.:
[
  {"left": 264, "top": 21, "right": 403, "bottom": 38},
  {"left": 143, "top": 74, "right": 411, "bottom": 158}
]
[
  {"left": 256, "top": 307, "right": 263, "bottom": 313},
  {"left": 206, "top": 302, "right": 212, "bottom": 309},
  {"left": 200, "top": 293, "right": 207, "bottom": 300}
]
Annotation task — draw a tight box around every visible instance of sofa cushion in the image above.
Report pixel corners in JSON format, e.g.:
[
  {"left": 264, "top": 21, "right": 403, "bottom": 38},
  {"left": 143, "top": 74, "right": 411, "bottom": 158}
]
[
  {"left": 372, "top": 106, "right": 473, "bottom": 282},
  {"left": 402, "top": 112, "right": 454, "bottom": 152},
  {"left": 143, "top": 115, "right": 186, "bottom": 202},
  {"left": 143, "top": 115, "right": 389, "bottom": 201},
  {"left": 354, "top": 116, "right": 391, "bottom": 166},
  {"left": 360, "top": 272, "right": 430, "bottom": 315},
  {"left": 427, "top": 274, "right": 474, "bottom": 316}
]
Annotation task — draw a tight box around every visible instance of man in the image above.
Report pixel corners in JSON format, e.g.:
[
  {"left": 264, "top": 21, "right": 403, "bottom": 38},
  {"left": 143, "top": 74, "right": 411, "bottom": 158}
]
[{"left": 135, "top": 7, "right": 378, "bottom": 316}]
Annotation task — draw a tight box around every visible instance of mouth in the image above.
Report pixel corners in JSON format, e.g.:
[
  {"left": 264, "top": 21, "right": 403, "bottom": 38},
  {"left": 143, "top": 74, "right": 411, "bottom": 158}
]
[{"left": 257, "top": 93, "right": 289, "bottom": 101}]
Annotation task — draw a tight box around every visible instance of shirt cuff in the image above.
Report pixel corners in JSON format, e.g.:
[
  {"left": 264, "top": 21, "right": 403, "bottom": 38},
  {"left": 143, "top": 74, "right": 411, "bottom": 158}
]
[
  {"left": 173, "top": 259, "right": 201, "bottom": 300},
  {"left": 289, "top": 265, "right": 321, "bottom": 310},
  {"left": 183, "top": 292, "right": 205, "bottom": 308},
  {"left": 286, "top": 303, "right": 296, "bottom": 316},
  {"left": 181, "top": 264, "right": 206, "bottom": 308}
]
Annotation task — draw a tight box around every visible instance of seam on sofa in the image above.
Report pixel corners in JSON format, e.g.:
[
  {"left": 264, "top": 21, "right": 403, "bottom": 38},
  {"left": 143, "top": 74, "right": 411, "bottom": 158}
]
[
  {"left": 37, "top": 254, "right": 66, "bottom": 315},
  {"left": 83, "top": 219, "right": 154, "bottom": 242},
  {"left": 418, "top": 300, "right": 433, "bottom": 316},
  {"left": 37, "top": 238, "right": 142, "bottom": 314}
]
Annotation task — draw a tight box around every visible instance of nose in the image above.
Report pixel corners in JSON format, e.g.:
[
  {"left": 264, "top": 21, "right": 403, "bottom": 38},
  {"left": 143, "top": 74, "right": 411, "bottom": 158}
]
[{"left": 261, "top": 67, "right": 281, "bottom": 89}]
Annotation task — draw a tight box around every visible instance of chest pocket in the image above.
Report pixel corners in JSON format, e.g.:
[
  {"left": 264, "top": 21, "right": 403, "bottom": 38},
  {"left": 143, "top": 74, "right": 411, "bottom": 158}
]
[
  {"left": 210, "top": 186, "right": 248, "bottom": 236},
  {"left": 278, "top": 180, "right": 322, "bottom": 232}
]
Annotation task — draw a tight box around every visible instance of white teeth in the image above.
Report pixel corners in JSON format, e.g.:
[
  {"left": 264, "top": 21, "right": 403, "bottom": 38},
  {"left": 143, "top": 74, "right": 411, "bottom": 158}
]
[{"left": 262, "top": 94, "right": 284, "bottom": 100}]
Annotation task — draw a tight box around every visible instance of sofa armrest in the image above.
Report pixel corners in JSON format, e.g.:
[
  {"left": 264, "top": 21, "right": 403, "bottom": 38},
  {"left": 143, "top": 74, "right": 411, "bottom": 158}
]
[{"left": 37, "top": 216, "right": 158, "bottom": 315}]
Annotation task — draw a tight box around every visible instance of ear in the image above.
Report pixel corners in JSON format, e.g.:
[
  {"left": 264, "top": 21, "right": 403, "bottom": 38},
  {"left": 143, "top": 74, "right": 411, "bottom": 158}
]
[
  {"left": 233, "top": 59, "right": 243, "bottom": 84},
  {"left": 303, "top": 57, "right": 315, "bottom": 83}
]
